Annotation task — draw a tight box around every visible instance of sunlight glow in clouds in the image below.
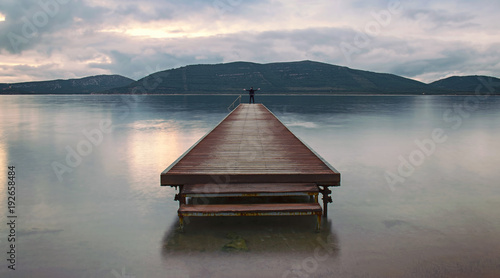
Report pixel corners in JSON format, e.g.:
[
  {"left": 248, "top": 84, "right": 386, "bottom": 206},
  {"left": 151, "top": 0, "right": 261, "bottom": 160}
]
[
  {"left": 100, "top": 27, "right": 216, "bottom": 39},
  {"left": 0, "top": 0, "right": 499, "bottom": 83}
]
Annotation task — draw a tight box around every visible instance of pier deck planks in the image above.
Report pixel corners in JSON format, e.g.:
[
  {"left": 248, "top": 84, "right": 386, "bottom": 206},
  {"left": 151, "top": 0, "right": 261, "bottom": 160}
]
[{"left": 160, "top": 104, "right": 340, "bottom": 186}]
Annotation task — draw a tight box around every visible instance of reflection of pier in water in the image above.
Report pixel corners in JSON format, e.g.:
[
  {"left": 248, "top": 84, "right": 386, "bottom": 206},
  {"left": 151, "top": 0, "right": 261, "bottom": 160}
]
[
  {"left": 161, "top": 217, "right": 340, "bottom": 277},
  {"left": 161, "top": 103, "right": 341, "bottom": 230},
  {"left": 162, "top": 216, "right": 339, "bottom": 252}
]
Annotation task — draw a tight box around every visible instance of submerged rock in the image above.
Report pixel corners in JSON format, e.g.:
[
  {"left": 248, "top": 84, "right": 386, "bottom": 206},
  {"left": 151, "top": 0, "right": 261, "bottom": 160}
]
[{"left": 222, "top": 238, "right": 248, "bottom": 252}]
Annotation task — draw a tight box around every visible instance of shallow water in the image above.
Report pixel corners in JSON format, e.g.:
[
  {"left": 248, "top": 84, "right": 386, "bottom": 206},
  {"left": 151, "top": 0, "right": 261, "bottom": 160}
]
[{"left": 1, "top": 94, "right": 500, "bottom": 277}]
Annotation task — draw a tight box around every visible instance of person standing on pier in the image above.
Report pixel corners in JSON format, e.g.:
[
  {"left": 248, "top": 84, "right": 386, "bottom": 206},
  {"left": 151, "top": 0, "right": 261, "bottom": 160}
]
[{"left": 243, "top": 87, "right": 260, "bottom": 104}]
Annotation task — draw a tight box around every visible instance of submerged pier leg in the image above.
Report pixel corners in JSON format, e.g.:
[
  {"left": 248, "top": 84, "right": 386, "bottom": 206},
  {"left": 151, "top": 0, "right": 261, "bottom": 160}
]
[
  {"left": 178, "top": 215, "right": 184, "bottom": 232},
  {"left": 320, "top": 186, "right": 332, "bottom": 218}
]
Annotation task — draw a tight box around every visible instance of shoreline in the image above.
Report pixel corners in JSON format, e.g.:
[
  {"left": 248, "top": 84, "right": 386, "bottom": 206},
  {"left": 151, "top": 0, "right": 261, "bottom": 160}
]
[{"left": 1, "top": 93, "right": 499, "bottom": 96}]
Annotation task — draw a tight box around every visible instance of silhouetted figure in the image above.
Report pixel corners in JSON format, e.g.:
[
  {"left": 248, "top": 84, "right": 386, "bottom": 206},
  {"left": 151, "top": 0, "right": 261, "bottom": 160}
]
[{"left": 243, "top": 87, "right": 260, "bottom": 104}]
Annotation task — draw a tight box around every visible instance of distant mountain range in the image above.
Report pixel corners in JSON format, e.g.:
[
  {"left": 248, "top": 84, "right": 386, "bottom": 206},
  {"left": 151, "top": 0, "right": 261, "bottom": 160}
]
[
  {"left": 429, "top": 75, "right": 500, "bottom": 94},
  {"left": 0, "top": 75, "right": 134, "bottom": 94},
  {"left": 2, "top": 61, "right": 499, "bottom": 95}
]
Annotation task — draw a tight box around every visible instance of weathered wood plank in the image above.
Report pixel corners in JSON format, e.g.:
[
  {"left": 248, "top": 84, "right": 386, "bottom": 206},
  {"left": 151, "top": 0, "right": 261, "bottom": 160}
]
[
  {"left": 161, "top": 104, "right": 340, "bottom": 186},
  {"left": 181, "top": 183, "right": 319, "bottom": 194},
  {"left": 178, "top": 203, "right": 322, "bottom": 215}
]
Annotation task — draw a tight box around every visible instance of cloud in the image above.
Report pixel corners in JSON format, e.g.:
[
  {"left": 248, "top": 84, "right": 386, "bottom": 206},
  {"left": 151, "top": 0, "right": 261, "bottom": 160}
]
[
  {"left": 404, "top": 8, "right": 478, "bottom": 31},
  {"left": 0, "top": 61, "right": 72, "bottom": 82},
  {"left": 391, "top": 49, "right": 473, "bottom": 78},
  {"left": 0, "top": 0, "right": 499, "bottom": 83},
  {"left": 0, "top": 0, "right": 109, "bottom": 53}
]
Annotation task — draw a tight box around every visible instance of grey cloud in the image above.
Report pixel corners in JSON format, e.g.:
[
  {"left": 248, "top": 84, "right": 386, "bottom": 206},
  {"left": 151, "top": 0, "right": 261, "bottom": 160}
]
[
  {"left": 114, "top": 4, "right": 173, "bottom": 21},
  {"left": 88, "top": 48, "right": 224, "bottom": 80},
  {"left": 1, "top": 0, "right": 499, "bottom": 83},
  {"left": 386, "top": 44, "right": 500, "bottom": 81},
  {"left": 4, "top": 21, "right": 500, "bottom": 83},
  {"left": 0, "top": 63, "right": 68, "bottom": 81},
  {"left": 0, "top": 0, "right": 108, "bottom": 53},
  {"left": 349, "top": 0, "right": 399, "bottom": 10},
  {"left": 107, "top": 0, "right": 268, "bottom": 21},
  {"left": 0, "top": 0, "right": 268, "bottom": 54},
  {"left": 404, "top": 8, "right": 478, "bottom": 30},
  {"left": 82, "top": 27, "right": 352, "bottom": 79},
  {"left": 390, "top": 49, "right": 473, "bottom": 77}
]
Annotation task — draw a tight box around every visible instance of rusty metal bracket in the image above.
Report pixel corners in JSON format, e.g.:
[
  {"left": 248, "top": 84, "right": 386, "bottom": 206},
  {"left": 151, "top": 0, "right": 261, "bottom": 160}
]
[
  {"left": 324, "top": 195, "right": 333, "bottom": 203},
  {"left": 319, "top": 186, "right": 333, "bottom": 217}
]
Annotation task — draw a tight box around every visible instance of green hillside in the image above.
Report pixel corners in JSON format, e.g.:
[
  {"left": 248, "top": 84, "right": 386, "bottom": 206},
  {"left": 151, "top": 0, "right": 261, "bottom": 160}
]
[
  {"left": 0, "top": 75, "right": 134, "bottom": 94},
  {"left": 3, "top": 61, "right": 499, "bottom": 95},
  {"left": 105, "top": 61, "right": 438, "bottom": 95},
  {"left": 429, "top": 75, "right": 500, "bottom": 94}
]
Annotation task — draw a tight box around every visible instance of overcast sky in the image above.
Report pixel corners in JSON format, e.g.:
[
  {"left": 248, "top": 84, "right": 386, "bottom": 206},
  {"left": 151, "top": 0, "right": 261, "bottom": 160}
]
[{"left": 1, "top": 0, "right": 499, "bottom": 83}]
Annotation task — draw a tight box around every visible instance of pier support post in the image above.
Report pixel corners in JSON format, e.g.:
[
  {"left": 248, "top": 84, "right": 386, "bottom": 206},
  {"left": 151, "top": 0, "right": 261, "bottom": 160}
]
[
  {"left": 178, "top": 215, "right": 184, "bottom": 232},
  {"left": 319, "top": 186, "right": 332, "bottom": 218},
  {"left": 174, "top": 185, "right": 186, "bottom": 207}
]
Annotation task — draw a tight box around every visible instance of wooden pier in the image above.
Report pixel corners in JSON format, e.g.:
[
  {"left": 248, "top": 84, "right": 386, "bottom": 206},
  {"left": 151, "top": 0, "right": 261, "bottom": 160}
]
[{"left": 161, "top": 103, "right": 340, "bottom": 230}]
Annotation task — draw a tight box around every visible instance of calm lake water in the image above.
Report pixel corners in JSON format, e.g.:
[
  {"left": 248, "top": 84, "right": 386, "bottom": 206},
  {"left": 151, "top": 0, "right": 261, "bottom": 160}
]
[{"left": 1, "top": 94, "right": 500, "bottom": 278}]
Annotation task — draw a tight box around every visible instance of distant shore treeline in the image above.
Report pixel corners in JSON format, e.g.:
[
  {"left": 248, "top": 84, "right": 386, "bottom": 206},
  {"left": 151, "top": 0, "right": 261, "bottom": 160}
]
[{"left": 1, "top": 61, "right": 499, "bottom": 95}]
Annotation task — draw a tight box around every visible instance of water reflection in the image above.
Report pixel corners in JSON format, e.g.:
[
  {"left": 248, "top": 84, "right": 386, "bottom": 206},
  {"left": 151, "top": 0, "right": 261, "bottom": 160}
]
[
  {"left": 162, "top": 216, "right": 339, "bottom": 254},
  {"left": 0, "top": 129, "right": 7, "bottom": 221},
  {"left": 1, "top": 95, "right": 500, "bottom": 277},
  {"left": 161, "top": 216, "right": 340, "bottom": 277}
]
